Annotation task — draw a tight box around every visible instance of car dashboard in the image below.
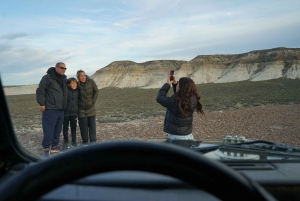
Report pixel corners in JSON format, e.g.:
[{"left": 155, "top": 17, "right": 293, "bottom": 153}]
[
  {"left": 1, "top": 138, "right": 300, "bottom": 201},
  {"left": 40, "top": 171, "right": 220, "bottom": 201},
  {"left": 35, "top": 162, "right": 300, "bottom": 201},
  {"left": 25, "top": 141, "right": 300, "bottom": 201},
  {"left": 33, "top": 161, "right": 300, "bottom": 201}
]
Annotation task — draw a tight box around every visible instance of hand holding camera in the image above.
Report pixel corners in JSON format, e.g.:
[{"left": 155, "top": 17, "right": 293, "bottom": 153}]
[
  {"left": 169, "top": 70, "right": 174, "bottom": 81},
  {"left": 167, "top": 70, "right": 177, "bottom": 85}
]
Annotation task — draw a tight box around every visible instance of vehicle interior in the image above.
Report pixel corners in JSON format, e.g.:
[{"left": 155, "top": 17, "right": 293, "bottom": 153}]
[{"left": 1, "top": 74, "right": 300, "bottom": 201}]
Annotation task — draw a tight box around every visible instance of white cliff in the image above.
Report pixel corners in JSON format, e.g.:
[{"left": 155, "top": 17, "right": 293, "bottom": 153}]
[
  {"left": 4, "top": 47, "right": 300, "bottom": 95},
  {"left": 92, "top": 47, "right": 300, "bottom": 89}
]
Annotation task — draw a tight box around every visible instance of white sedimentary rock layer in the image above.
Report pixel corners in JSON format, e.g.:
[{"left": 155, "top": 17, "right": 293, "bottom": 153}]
[{"left": 4, "top": 47, "right": 300, "bottom": 95}]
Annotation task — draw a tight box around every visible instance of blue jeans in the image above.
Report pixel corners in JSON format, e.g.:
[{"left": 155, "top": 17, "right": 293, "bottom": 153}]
[{"left": 42, "top": 110, "right": 64, "bottom": 149}]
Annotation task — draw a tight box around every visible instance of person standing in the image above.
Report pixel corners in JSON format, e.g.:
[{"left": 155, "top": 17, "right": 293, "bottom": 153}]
[
  {"left": 156, "top": 75, "right": 204, "bottom": 140},
  {"left": 76, "top": 70, "right": 98, "bottom": 145},
  {"left": 36, "top": 62, "right": 67, "bottom": 157},
  {"left": 62, "top": 77, "right": 79, "bottom": 149}
]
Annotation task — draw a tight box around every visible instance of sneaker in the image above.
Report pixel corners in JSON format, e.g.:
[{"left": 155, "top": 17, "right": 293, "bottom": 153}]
[
  {"left": 44, "top": 148, "right": 50, "bottom": 157},
  {"left": 51, "top": 146, "right": 61, "bottom": 153}
]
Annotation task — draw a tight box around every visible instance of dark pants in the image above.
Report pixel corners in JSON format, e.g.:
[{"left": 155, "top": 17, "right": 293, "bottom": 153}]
[
  {"left": 79, "top": 116, "right": 96, "bottom": 144},
  {"left": 63, "top": 115, "right": 77, "bottom": 144},
  {"left": 42, "top": 109, "right": 64, "bottom": 149}
]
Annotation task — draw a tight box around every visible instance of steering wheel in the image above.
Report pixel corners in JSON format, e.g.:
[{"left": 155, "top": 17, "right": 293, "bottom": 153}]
[{"left": 0, "top": 140, "right": 276, "bottom": 201}]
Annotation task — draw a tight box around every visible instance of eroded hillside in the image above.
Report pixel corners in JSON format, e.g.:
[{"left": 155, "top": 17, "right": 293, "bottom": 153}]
[
  {"left": 91, "top": 47, "right": 300, "bottom": 89},
  {"left": 4, "top": 47, "right": 300, "bottom": 95}
]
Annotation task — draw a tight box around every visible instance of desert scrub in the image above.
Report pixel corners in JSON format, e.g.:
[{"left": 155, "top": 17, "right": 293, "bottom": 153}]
[
  {"left": 96, "top": 87, "right": 161, "bottom": 122},
  {"left": 5, "top": 78, "right": 300, "bottom": 131},
  {"left": 5, "top": 94, "right": 42, "bottom": 132},
  {"left": 199, "top": 78, "right": 300, "bottom": 112}
]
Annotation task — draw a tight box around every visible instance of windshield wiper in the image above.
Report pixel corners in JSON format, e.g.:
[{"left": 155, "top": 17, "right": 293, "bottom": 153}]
[
  {"left": 219, "top": 140, "right": 300, "bottom": 159},
  {"left": 190, "top": 140, "right": 300, "bottom": 159}
]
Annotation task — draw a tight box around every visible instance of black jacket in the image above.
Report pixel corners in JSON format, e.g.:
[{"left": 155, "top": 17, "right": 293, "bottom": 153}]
[
  {"left": 78, "top": 76, "right": 98, "bottom": 118},
  {"left": 156, "top": 83, "right": 197, "bottom": 135},
  {"left": 36, "top": 67, "right": 67, "bottom": 110},
  {"left": 65, "top": 87, "right": 79, "bottom": 115}
]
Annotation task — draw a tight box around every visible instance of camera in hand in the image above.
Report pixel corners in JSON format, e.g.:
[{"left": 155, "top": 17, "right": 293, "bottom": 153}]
[{"left": 169, "top": 70, "right": 174, "bottom": 81}]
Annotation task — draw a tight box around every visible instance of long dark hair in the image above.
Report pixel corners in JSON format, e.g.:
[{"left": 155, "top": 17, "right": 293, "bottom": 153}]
[{"left": 174, "top": 77, "right": 204, "bottom": 116}]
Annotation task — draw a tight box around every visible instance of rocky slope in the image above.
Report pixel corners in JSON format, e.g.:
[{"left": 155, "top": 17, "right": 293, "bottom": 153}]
[{"left": 92, "top": 47, "right": 300, "bottom": 89}]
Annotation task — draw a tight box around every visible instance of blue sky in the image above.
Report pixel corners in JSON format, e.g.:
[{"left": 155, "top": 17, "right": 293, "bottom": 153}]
[{"left": 0, "top": 0, "right": 299, "bottom": 86}]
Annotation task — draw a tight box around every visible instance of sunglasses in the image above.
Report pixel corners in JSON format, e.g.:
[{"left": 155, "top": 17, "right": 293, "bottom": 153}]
[{"left": 58, "top": 67, "right": 67, "bottom": 70}]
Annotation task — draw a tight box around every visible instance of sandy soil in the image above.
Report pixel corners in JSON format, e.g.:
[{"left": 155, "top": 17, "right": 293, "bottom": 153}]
[{"left": 17, "top": 104, "right": 300, "bottom": 156}]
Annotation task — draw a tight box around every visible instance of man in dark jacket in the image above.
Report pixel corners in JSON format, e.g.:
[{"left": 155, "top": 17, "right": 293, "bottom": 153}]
[{"left": 36, "top": 62, "right": 67, "bottom": 157}]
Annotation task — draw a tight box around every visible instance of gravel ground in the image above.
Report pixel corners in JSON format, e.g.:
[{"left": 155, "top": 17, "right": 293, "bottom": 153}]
[{"left": 17, "top": 104, "right": 300, "bottom": 156}]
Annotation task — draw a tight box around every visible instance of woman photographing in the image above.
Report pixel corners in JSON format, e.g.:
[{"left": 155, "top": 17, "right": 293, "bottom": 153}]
[{"left": 156, "top": 75, "right": 204, "bottom": 140}]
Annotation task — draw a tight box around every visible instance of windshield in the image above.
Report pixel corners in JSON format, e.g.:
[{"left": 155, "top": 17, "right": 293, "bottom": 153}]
[{"left": 1, "top": 1, "right": 300, "bottom": 161}]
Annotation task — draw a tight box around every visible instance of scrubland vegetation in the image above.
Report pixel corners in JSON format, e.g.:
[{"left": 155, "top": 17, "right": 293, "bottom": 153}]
[{"left": 5, "top": 78, "right": 300, "bottom": 133}]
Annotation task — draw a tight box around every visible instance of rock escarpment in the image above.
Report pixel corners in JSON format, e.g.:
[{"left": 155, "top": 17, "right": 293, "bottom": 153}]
[
  {"left": 4, "top": 47, "right": 300, "bottom": 95},
  {"left": 91, "top": 47, "right": 300, "bottom": 89}
]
